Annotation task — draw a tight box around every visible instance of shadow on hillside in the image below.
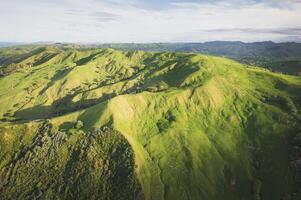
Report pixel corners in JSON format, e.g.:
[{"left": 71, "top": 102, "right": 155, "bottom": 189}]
[
  {"left": 14, "top": 93, "right": 116, "bottom": 121},
  {"left": 33, "top": 53, "right": 59, "bottom": 66},
  {"left": 39, "top": 68, "right": 73, "bottom": 95},
  {"left": 59, "top": 121, "right": 74, "bottom": 130},
  {"left": 75, "top": 52, "right": 103, "bottom": 66},
  {"left": 142, "top": 53, "right": 199, "bottom": 87},
  {"left": 13, "top": 53, "right": 200, "bottom": 122},
  {"left": 14, "top": 73, "right": 149, "bottom": 121}
]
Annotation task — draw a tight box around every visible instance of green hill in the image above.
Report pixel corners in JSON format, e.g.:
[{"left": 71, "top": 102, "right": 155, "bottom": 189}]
[{"left": 0, "top": 46, "right": 301, "bottom": 200}]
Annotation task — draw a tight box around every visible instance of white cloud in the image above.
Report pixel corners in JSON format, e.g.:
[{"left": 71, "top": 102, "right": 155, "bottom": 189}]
[{"left": 0, "top": 0, "right": 300, "bottom": 42}]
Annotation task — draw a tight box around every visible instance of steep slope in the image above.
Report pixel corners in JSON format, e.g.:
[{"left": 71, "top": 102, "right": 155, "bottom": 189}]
[{"left": 0, "top": 46, "right": 301, "bottom": 200}]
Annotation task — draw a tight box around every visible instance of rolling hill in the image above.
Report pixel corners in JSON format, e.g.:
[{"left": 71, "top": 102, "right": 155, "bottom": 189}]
[{"left": 0, "top": 46, "right": 301, "bottom": 200}]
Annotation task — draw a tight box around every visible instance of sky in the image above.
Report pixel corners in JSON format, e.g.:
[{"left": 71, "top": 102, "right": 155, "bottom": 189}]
[{"left": 0, "top": 0, "right": 301, "bottom": 43}]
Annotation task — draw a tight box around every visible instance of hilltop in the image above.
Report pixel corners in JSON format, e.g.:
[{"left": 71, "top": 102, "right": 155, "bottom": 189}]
[{"left": 0, "top": 46, "right": 301, "bottom": 200}]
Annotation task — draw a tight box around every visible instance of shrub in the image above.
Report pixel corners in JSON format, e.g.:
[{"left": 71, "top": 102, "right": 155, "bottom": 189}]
[
  {"left": 146, "top": 86, "right": 157, "bottom": 92},
  {"left": 166, "top": 110, "right": 176, "bottom": 122},
  {"left": 157, "top": 81, "right": 168, "bottom": 91},
  {"left": 253, "top": 179, "right": 262, "bottom": 200},
  {"left": 74, "top": 120, "right": 84, "bottom": 129},
  {"left": 292, "top": 132, "right": 301, "bottom": 146},
  {"left": 157, "top": 118, "right": 169, "bottom": 132}
]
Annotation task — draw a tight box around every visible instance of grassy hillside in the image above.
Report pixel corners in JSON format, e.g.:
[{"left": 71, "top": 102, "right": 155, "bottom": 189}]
[{"left": 0, "top": 46, "right": 301, "bottom": 200}]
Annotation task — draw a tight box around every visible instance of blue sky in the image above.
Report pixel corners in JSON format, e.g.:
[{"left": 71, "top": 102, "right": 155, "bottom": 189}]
[{"left": 0, "top": 0, "right": 301, "bottom": 43}]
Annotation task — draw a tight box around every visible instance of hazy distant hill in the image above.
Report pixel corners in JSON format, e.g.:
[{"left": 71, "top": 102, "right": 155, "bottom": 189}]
[{"left": 0, "top": 42, "right": 24, "bottom": 48}]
